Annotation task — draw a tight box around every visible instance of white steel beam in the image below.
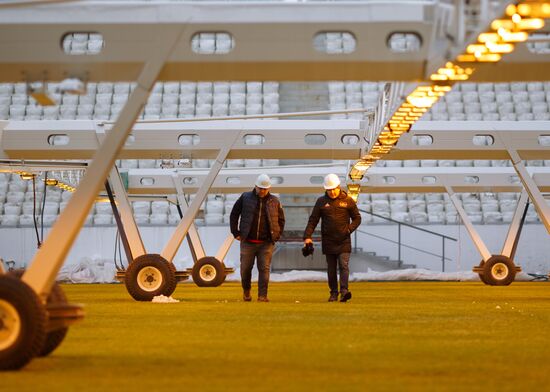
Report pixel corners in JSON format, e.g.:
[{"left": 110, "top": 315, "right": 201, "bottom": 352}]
[
  {"left": 507, "top": 148, "right": 550, "bottom": 234},
  {"left": 0, "top": 120, "right": 367, "bottom": 160},
  {"left": 215, "top": 235, "right": 235, "bottom": 264},
  {"left": 172, "top": 174, "right": 206, "bottom": 261},
  {"left": 21, "top": 26, "right": 185, "bottom": 300},
  {"left": 126, "top": 166, "right": 550, "bottom": 195},
  {"left": 4, "top": 121, "right": 550, "bottom": 162},
  {"left": 501, "top": 190, "right": 529, "bottom": 259},
  {"left": 0, "top": 1, "right": 456, "bottom": 82},
  {"left": 445, "top": 185, "right": 492, "bottom": 262},
  {"left": 386, "top": 121, "right": 550, "bottom": 160},
  {"left": 108, "top": 167, "right": 146, "bottom": 258}
]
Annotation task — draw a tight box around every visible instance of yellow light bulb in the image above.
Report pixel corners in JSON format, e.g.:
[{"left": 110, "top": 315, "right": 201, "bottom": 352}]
[
  {"left": 516, "top": 18, "right": 545, "bottom": 30},
  {"left": 478, "top": 33, "right": 500, "bottom": 43},
  {"left": 491, "top": 19, "right": 515, "bottom": 30}
]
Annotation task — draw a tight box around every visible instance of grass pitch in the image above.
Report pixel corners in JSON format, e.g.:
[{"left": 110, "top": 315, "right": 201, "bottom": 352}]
[{"left": 3, "top": 281, "right": 550, "bottom": 391}]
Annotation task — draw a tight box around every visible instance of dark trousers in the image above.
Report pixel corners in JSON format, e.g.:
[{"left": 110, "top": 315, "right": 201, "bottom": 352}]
[
  {"left": 240, "top": 241, "right": 275, "bottom": 297},
  {"left": 325, "top": 253, "right": 350, "bottom": 295}
]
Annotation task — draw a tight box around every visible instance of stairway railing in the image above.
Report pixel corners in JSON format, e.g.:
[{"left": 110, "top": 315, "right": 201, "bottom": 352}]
[{"left": 356, "top": 209, "right": 457, "bottom": 272}]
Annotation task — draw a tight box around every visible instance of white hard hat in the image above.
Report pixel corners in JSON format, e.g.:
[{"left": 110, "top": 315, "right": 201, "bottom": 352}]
[
  {"left": 255, "top": 174, "right": 272, "bottom": 189},
  {"left": 323, "top": 173, "right": 341, "bottom": 190}
]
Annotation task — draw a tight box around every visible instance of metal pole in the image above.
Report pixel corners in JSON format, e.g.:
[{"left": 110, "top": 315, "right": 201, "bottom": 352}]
[
  {"left": 105, "top": 180, "right": 134, "bottom": 264},
  {"left": 398, "top": 223, "right": 401, "bottom": 262},
  {"left": 108, "top": 167, "right": 146, "bottom": 257},
  {"left": 442, "top": 237, "right": 445, "bottom": 272},
  {"left": 104, "top": 107, "right": 374, "bottom": 125}
]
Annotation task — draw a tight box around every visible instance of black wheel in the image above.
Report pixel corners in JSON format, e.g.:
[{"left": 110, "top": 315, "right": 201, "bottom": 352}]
[
  {"left": 481, "top": 255, "right": 517, "bottom": 286},
  {"left": 124, "top": 254, "right": 177, "bottom": 301},
  {"left": 476, "top": 262, "right": 490, "bottom": 285},
  {"left": 478, "top": 272, "right": 489, "bottom": 285},
  {"left": 8, "top": 270, "right": 68, "bottom": 357},
  {"left": 192, "top": 257, "right": 226, "bottom": 287},
  {"left": 0, "top": 275, "right": 47, "bottom": 370}
]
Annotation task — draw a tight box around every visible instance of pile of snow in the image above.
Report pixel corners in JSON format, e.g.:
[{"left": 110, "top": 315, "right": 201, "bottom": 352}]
[{"left": 152, "top": 295, "right": 179, "bottom": 303}]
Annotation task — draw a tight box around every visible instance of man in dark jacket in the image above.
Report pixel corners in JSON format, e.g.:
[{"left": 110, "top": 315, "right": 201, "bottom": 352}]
[
  {"left": 303, "top": 174, "right": 361, "bottom": 302},
  {"left": 230, "top": 174, "right": 285, "bottom": 302}
]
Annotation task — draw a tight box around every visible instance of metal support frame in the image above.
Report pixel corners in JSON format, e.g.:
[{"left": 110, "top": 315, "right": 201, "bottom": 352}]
[
  {"left": 445, "top": 185, "right": 531, "bottom": 267},
  {"left": 216, "top": 235, "right": 235, "bottom": 263},
  {"left": 127, "top": 166, "right": 550, "bottom": 195},
  {"left": 1, "top": 119, "right": 366, "bottom": 161},
  {"left": 104, "top": 180, "right": 134, "bottom": 264},
  {"left": 386, "top": 122, "right": 550, "bottom": 161},
  {"left": 108, "top": 167, "right": 146, "bottom": 258},
  {"left": 0, "top": 1, "right": 459, "bottom": 82},
  {"left": 172, "top": 173, "right": 206, "bottom": 261},
  {"left": 175, "top": 204, "right": 198, "bottom": 264},
  {"left": 104, "top": 167, "right": 236, "bottom": 267},
  {"left": 445, "top": 185, "right": 492, "bottom": 262},
  {"left": 20, "top": 27, "right": 185, "bottom": 300},
  {"left": 161, "top": 131, "right": 240, "bottom": 262},
  {"left": 500, "top": 190, "right": 529, "bottom": 260},
  {"left": 507, "top": 147, "right": 550, "bottom": 234}
]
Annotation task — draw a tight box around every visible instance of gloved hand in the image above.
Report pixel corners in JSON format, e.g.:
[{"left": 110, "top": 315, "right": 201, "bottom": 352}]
[{"left": 302, "top": 242, "right": 314, "bottom": 257}]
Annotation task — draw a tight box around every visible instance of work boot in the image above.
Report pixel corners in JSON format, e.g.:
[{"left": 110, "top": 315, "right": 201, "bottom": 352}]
[
  {"left": 340, "top": 291, "right": 352, "bottom": 303},
  {"left": 328, "top": 293, "right": 338, "bottom": 302},
  {"left": 243, "top": 289, "right": 252, "bottom": 302},
  {"left": 257, "top": 296, "right": 270, "bottom": 302}
]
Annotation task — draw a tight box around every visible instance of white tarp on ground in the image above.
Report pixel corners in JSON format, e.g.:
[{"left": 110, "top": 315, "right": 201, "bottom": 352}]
[
  {"left": 56, "top": 257, "right": 535, "bottom": 283},
  {"left": 230, "top": 269, "right": 534, "bottom": 282},
  {"left": 58, "top": 257, "right": 117, "bottom": 283}
]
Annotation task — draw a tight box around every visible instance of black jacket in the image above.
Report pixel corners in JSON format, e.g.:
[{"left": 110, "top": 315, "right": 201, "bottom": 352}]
[
  {"left": 303, "top": 190, "right": 361, "bottom": 254},
  {"left": 230, "top": 190, "right": 285, "bottom": 242}
]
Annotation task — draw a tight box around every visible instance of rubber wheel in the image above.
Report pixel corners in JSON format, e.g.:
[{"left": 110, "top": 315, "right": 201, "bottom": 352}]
[
  {"left": 476, "top": 262, "right": 490, "bottom": 285},
  {"left": 124, "top": 254, "right": 177, "bottom": 301},
  {"left": 481, "top": 255, "right": 517, "bottom": 286},
  {"left": 192, "top": 257, "right": 226, "bottom": 287},
  {"left": 478, "top": 272, "right": 489, "bottom": 285},
  {"left": 0, "top": 275, "right": 47, "bottom": 370},
  {"left": 9, "top": 269, "right": 68, "bottom": 357}
]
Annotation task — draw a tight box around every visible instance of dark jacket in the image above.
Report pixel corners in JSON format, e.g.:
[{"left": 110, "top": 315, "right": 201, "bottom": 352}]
[
  {"left": 303, "top": 190, "right": 361, "bottom": 254},
  {"left": 230, "top": 190, "right": 285, "bottom": 242}
]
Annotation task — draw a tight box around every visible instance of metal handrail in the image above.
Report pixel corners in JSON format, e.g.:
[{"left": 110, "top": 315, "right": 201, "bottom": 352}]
[
  {"left": 357, "top": 208, "right": 457, "bottom": 272},
  {"left": 361, "top": 209, "right": 458, "bottom": 242},
  {"left": 355, "top": 229, "right": 454, "bottom": 262}
]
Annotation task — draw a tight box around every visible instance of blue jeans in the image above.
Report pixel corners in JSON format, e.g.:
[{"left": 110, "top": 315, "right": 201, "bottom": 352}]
[
  {"left": 240, "top": 241, "right": 275, "bottom": 297},
  {"left": 325, "top": 253, "right": 350, "bottom": 295}
]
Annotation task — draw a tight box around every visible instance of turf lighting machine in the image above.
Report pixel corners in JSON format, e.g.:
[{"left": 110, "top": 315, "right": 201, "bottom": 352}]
[{"left": 104, "top": 167, "right": 235, "bottom": 301}]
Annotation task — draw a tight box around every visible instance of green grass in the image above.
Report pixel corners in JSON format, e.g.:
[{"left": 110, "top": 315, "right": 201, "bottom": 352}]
[{"left": 3, "top": 281, "right": 550, "bottom": 391}]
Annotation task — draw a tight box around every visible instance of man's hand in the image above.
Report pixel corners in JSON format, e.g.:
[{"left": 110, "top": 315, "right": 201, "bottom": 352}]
[
  {"left": 235, "top": 235, "right": 241, "bottom": 241},
  {"left": 304, "top": 238, "right": 313, "bottom": 245}
]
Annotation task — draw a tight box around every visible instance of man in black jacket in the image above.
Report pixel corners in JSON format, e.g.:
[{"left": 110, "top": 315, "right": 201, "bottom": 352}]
[
  {"left": 230, "top": 174, "right": 285, "bottom": 302},
  {"left": 303, "top": 174, "right": 361, "bottom": 302}
]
